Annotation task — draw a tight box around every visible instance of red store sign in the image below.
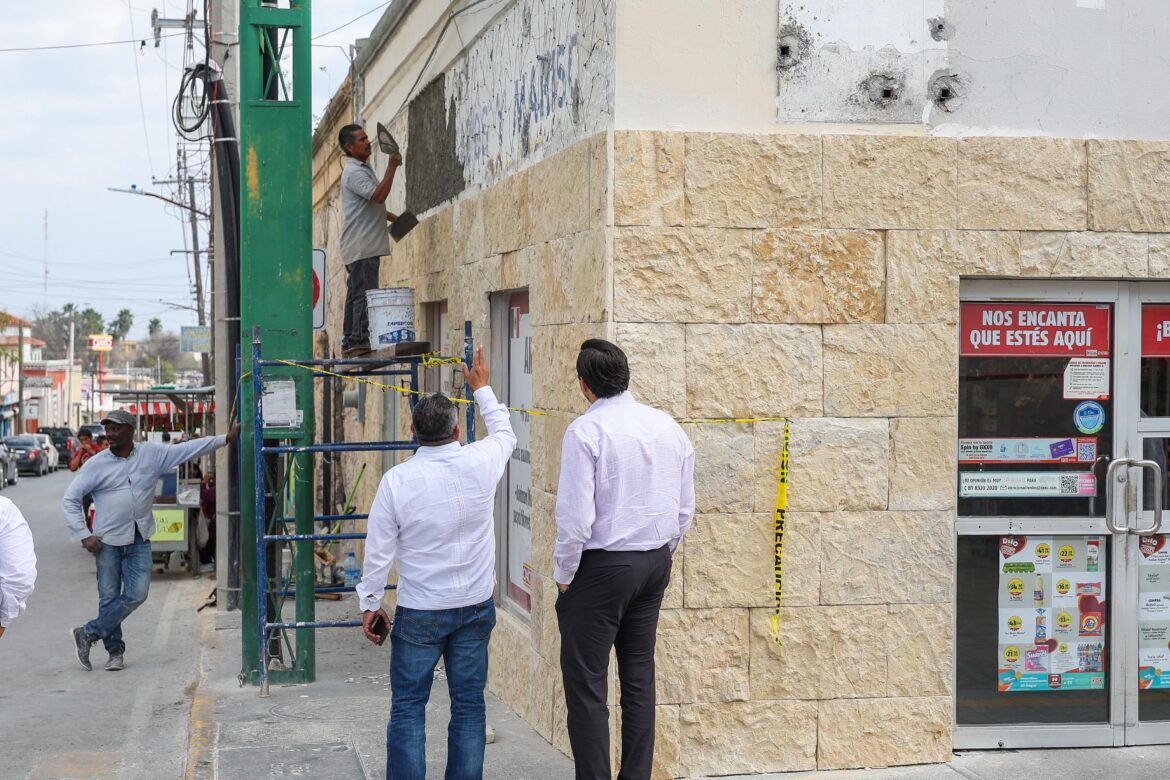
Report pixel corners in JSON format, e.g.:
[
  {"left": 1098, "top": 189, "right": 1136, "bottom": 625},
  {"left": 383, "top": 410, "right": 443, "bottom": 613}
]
[
  {"left": 1142, "top": 304, "right": 1170, "bottom": 357},
  {"left": 960, "top": 303, "right": 1111, "bottom": 357}
]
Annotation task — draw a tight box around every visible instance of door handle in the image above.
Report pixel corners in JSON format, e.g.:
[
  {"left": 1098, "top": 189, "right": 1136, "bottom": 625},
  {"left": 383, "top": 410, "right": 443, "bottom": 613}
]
[
  {"left": 1130, "top": 459, "right": 1164, "bottom": 536},
  {"left": 1106, "top": 458, "right": 1133, "bottom": 534}
]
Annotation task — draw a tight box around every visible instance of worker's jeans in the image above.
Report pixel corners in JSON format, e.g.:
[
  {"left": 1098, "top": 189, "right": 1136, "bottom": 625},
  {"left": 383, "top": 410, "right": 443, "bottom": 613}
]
[
  {"left": 387, "top": 598, "right": 496, "bottom": 780},
  {"left": 85, "top": 530, "right": 151, "bottom": 655}
]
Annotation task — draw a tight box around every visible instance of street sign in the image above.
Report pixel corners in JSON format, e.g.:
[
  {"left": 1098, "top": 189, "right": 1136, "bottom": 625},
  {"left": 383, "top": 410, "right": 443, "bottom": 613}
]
[
  {"left": 24, "top": 376, "right": 52, "bottom": 388},
  {"left": 180, "top": 326, "right": 212, "bottom": 353},
  {"left": 312, "top": 249, "right": 326, "bottom": 330},
  {"left": 87, "top": 333, "right": 114, "bottom": 352}
]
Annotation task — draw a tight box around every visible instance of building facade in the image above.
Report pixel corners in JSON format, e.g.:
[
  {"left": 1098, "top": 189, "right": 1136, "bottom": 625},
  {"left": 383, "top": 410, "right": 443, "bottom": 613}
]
[{"left": 311, "top": 1, "right": 1170, "bottom": 774}]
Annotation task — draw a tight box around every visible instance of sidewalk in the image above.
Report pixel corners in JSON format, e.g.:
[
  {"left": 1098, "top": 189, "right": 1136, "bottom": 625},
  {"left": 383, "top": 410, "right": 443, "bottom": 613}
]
[
  {"left": 188, "top": 589, "right": 1170, "bottom": 780},
  {"left": 190, "top": 593, "right": 574, "bottom": 779}
]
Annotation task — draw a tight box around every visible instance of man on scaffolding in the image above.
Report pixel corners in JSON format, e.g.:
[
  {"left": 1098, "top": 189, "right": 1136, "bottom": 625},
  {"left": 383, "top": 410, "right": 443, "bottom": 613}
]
[
  {"left": 357, "top": 346, "right": 516, "bottom": 779},
  {"left": 337, "top": 123, "right": 401, "bottom": 357}
]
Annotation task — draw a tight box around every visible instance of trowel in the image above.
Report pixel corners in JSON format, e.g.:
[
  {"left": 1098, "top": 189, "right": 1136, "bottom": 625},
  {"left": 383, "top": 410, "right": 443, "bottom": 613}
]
[{"left": 376, "top": 121, "right": 418, "bottom": 242}]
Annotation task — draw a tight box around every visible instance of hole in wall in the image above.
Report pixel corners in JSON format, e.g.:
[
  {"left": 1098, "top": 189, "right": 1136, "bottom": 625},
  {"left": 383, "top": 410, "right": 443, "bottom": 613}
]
[
  {"left": 927, "top": 16, "right": 955, "bottom": 41},
  {"left": 929, "top": 71, "right": 966, "bottom": 112},
  {"left": 776, "top": 22, "right": 812, "bottom": 71},
  {"left": 859, "top": 74, "right": 903, "bottom": 107}
]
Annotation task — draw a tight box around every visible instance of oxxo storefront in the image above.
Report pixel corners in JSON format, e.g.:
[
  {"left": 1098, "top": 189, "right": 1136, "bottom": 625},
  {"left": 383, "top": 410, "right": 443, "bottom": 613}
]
[{"left": 958, "top": 283, "right": 1170, "bottom": 748}]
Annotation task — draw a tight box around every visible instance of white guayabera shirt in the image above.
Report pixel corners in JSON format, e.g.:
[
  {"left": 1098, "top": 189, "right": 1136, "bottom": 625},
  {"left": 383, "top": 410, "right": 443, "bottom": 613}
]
[
  {"left": 357, "top": 386, "right": 517, "bottom": 611},
  {"left": 553, "top": 391, "right": 696, "bottom": 585},
  {"left": 0, "top": 496, "right": 37, "bottom": 629}
]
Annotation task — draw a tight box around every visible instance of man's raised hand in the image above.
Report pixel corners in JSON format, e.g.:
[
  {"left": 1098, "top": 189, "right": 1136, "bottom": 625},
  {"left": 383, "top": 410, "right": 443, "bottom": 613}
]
[{"left": 462, "top": 345, "right": 489, "bottom": 391}]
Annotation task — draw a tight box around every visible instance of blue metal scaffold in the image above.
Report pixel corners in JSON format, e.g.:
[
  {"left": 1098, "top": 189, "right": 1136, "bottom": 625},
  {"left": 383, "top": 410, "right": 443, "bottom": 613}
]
[{"left": 249, "top": 323, "right": 476, "bottom": 695}]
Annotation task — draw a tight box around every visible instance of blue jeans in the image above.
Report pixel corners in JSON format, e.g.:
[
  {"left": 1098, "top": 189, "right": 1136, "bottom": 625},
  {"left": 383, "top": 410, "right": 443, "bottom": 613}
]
[
  {"left": 84, "top": 531, "right": 152, "bottom": 655},
  {"left": 387, "top": 598, "right": 496, "bottom": 780}
]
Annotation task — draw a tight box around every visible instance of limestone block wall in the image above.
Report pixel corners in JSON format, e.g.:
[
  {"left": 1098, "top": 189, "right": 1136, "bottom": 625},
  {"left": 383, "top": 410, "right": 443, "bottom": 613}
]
[
  {"left": 310, "top": 124, "right": 1170, "bottom": 776},
  {"left": 612, "top": 131, "right": 1170, "bottom": 776}
]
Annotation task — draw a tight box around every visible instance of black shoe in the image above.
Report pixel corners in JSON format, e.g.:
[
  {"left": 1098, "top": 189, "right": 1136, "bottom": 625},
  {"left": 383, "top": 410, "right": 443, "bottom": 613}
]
[
  {"left": 71, "top": 626, "right": 94, "bottom": 671},
  {"left": 105, "top": 651, "right": 125, "bottom": 671},
  {"left": 342, "top": 343, "right": 372, "bottom": 357}
]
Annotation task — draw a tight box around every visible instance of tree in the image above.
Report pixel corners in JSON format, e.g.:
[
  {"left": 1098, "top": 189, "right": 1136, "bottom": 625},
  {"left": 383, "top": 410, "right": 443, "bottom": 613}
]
[
  {"left": 148, "top": 318, "right": 162, "bottom": 338},
  {"left": 108, "top": 309, "right": 134, "bottom": 343},
  {"left": 31, "top": 305, "right": 106, "bottom": 370}
]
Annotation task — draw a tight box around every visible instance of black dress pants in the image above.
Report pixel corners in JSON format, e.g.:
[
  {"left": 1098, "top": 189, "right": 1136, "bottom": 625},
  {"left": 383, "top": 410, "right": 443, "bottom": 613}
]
[
  {"left": 557, "top": 545, "right": 672, "bottom": 780},
  {"left": 342, "top": 256, "right": 380, "bottom": 348}
]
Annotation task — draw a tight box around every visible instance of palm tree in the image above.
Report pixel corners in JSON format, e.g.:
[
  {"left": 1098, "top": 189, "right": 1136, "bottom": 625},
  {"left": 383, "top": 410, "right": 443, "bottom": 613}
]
[
  {"left": 108, "top": 309, "right": 134, "bottom": 342},
  {"left": 148, "top": 318, "right": 163, "bottom": 338}
]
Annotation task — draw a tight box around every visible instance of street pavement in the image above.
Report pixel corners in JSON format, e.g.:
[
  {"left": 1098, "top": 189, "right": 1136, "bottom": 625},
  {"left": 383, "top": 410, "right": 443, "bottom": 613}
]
[
  {"left": 10, "top": 469, "right": 1170, "bottom": 778},
  {"left": 0, "top": 467, "right": 205, "bottom": 779}
]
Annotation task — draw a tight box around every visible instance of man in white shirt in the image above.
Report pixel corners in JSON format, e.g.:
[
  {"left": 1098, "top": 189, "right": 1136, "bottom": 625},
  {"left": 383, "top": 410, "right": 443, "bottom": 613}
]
[
  {"left": 357, "top": 346, "right": 516, "bottom": 780},
  {"left": 554, "top": 339, "right": 696, "bottom": 780},
  {"left": 0, "top": 496, "right": 37, "bottom": 638}
]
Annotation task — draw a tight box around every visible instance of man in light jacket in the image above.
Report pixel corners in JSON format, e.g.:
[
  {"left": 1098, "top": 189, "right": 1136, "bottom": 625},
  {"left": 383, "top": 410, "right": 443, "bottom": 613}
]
[
  {"left": 63, "top": 410, "right": 239, "bottom": 671},
  {"left": 357, "top": 346, "right": 516, "bottom": 780}
]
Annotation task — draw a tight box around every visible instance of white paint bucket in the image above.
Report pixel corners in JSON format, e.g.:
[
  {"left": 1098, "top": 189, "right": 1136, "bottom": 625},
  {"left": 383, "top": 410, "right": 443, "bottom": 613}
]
[{"left": 366, "top": 287, "right": 416, "bottom": 347}]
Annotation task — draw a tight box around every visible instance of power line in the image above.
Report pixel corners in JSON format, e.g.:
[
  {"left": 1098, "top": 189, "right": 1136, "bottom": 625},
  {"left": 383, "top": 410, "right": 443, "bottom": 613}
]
[
  {"left": 313, "top": 1, "right": 393, "bottom": 40},
  {"left": 128, "top": 1, "right": 157, "bottom": 176},
  {"left": 0, "top": 31, "right": 186, "bottom": 53}
]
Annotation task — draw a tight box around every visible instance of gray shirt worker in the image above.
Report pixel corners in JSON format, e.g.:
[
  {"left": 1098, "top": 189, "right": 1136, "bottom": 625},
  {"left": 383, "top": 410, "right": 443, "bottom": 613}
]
[
  {"left": 63, "top": 437, "right": 226, "bottom": 545},
  {"left": 341, "top": 157, "right": 391, "bottom": 266}
]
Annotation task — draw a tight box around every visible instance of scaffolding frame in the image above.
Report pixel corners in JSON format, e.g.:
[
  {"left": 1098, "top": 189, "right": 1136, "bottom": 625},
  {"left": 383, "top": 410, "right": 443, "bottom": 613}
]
[{"left": 249, "top": 324, "right": 475, "bottom": 695}]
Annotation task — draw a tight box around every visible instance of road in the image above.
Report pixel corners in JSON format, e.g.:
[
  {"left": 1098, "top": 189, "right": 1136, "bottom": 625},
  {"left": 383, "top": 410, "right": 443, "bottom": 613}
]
[{"left": 0, "top": 468, "right": 206, "bottom": 779}]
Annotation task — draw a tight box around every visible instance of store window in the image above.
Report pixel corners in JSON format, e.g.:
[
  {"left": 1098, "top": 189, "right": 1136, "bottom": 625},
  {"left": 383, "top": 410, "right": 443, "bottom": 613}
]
[
  {"left": 490, "top": 290, "right": 533, "bottom": 615},
  {"left": 958, "top": 302, "right": 1113, "bottom": 517},
  {"left": 423, "top": 300, "right": 451, "bottom": 394}
]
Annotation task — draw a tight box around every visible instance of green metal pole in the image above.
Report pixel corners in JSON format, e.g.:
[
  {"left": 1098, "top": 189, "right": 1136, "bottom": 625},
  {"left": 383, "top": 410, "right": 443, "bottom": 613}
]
[{"left": 238, "top": 0, "right": 314, "bottom": 685}]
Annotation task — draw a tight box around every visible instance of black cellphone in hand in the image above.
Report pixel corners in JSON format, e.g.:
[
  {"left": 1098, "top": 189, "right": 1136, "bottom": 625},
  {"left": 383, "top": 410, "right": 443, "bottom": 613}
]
[{"left": 370, "top": 614, "right": 390, "bottom": 645}]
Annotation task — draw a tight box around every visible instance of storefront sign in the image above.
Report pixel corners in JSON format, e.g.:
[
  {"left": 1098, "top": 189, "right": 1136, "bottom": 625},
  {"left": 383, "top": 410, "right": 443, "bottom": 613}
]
[
  {"left": 960, "top": 303, "right": 1111, "bottom": 357},
  {"left": 87, "top": 333, "right": 113, "bottom": 352},
  {"left": 1063, "top": 358, "right": 1110, "bottom": 400},
  {"left": 1139, "top": 535, "right": 1170, "bottom": 689},
  {"left": 999, "top": 535, "right": 1106, "bottom": 692},
  {"left": 959, "top": 437, "right": 1097, "bottom": 464},
  {"left": 961, "top": 472, "right": 1096, "bottom": 498},
  {"left": 1142, "top": 305, "right": 1170, "bottom": 358}
]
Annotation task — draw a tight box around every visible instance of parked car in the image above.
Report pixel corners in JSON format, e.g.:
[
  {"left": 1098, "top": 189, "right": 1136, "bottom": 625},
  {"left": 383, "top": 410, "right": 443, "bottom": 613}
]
[
  {"left": 39, "top": 426, "right": 80, "bottom": 468},
  {"left": 4, "top": 436, "right": 51, "bottom": 476},
  {"left": 34, "top": 434, "right": 60, "bottom": 471},
  {"left": 0, "top": 442, "right": 18, "bottom": 489}
]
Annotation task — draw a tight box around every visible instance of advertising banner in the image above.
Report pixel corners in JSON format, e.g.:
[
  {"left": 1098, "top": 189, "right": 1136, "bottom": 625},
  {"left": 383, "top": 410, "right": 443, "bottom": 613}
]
[
  {"left": 959, "top": 437, "right": 1097, "bottom": 464},
  {"left": 998, "top": 535, "right": 1106, "bottom": 692},
  {"left": 960, "top": 303, "right": 1111, "bottom": 357},
  {"left": 1142, "top": 305, "right": 1170, "bottom": 358},
  {"left": 960, "top": 472, "right": 1096, "bottom": 498},
  {"left": 1139, "top": 535, "right": 1170, "bottom": 689}
]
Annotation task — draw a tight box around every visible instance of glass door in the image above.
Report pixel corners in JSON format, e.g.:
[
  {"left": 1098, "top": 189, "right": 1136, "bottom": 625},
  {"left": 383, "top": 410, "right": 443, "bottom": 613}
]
[
  {"left": 1118, "top": 285, "right": 1170, "bottom": 744},
  {"left": 955, "top": 281, "right": 1122, "bottom": 749},
  {"left": 955, "top": 281, "right": 1170, "bottom": 749}
]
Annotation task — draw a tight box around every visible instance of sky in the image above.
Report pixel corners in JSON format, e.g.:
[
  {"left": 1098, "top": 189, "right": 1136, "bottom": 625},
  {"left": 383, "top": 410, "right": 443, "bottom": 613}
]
[{"left": 0, "top": 1, "right": 387, "bottom": 343}]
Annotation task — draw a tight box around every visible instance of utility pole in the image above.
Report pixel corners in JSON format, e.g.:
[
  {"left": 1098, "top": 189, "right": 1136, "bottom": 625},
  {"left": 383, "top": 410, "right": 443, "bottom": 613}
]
[
  {"left": 66, "top": 321, "right": 75, "bottom": 428},
  {"left": 15, "top": 320, "right": 23, "bottom": 434},
  {"left": 179, "top": 148, "right": 212, "bottom": 384}
]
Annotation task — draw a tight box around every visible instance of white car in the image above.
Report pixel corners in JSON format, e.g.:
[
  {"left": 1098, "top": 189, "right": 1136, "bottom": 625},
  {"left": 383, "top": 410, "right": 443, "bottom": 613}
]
[{"left": 34, "top": 433, "right": 60, "bottom": 471}]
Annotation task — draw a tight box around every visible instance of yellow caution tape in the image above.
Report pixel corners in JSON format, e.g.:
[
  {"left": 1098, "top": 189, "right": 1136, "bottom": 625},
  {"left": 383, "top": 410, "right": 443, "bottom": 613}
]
[{"left": 770, "top": 420, "right": 789, "bottom": 646}]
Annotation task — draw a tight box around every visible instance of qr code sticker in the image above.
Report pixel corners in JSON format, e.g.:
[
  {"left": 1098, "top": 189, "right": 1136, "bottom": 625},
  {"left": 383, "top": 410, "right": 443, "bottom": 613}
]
[
  {"left": 1078, "top": 442, "right": 1097, "bottom": 462},
  {"left": 1060, "top": 474, "right": 1079, "bottom": 494}
]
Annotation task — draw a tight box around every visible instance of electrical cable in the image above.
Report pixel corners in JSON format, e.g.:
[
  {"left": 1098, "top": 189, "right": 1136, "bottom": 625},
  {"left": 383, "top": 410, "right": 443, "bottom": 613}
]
[
  {"left": 0, "top": 32, "right": 187, "bottom": 53},
  {"left": 128, "top": 1, "right": 158, "bottom": 176},
  {"left": 313, "top": 1, "right": 393, "bottom": 41}
]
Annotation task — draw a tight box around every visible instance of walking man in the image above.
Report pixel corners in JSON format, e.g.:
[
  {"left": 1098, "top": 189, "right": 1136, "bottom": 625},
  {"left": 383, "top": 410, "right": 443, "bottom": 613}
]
[
  {"left": 0, "top": 496, "right": 37, "bottom": 638},
  {"left": 338, "top": 123, "right": 401, "bottom": 356},
  {"left": 554, "top": 339, "right": 695, "bottom": 780},
  {"left": 62, "top": 410, "right": 239, "bottom": 671},
  {"left": 357, "top": 346, "right": 516, "bottom": 779}
]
